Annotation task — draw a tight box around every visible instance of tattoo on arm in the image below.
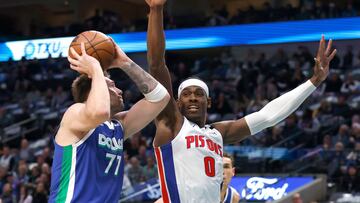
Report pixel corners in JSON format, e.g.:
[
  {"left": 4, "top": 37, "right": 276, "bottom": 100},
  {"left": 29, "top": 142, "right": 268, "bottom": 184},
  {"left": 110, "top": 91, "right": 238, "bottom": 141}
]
[{"left": 121, "top": 62, "right": 157, "bottom": 94}]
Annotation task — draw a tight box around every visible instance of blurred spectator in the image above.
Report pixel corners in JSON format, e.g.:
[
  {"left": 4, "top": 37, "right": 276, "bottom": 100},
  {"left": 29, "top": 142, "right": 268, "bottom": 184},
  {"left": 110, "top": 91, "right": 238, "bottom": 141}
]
[
  {"left": 138, "top": 145, "right": 148, "bottom": 166},
  {"left": 325, "top": 73, "right": 342, "bottom": 92},
  {"left": 127, "top": 157, "right": 143, "bottom": 185},
  {"left": 313, "top": 101, "right": 333, "bottom": 127},
  {"left": 19, "top": 139, "right": 33, "bottom": 162},
  {"left": 292, "top": 192, "right": 303, "bottom": 203},
  {"left": 327, "top": 142, "right": 346, "bottom": 181},
  {"left": 298, "top": 109, "right": 320, "bottom": 137},
  {"left": 51, "top": 85, "right": 68, "bottom": 109},
  {"left": 332, "top": 124, "right": 350, "bottom": 148},
  {"left": 18, "top": 184, "right": 32, "bottom": 203},
  {"left": 1, "top": 183, "right": 15, "bottom": 203},
  {"left": 341, "top": 74, "right": 359, "bottom": 94},
  {"left": 28, "top": 166, "right": 40, "bottom": 184},
  {"left": 341, "top": 165, "right": 360, "bottom": 192},
  {"left": 346, "top": 142, "right": 360, "bottom": 166},
  {"left": 0, "top": 146, "right": 15, "bottom": 171},
  {"left": 265, "top": 126, "right": 284, "bottom": 146},
  {"left": 142, "top": 156, "right": 157, "bottom": 181},
  {"left": 14, "top": 163, "right": 29, "bottom": 187},
  {"left": 343, "top": 46, "right": 354, "bottom": 69},
  {"left": 282, "top": 114, "right": 302, "bottom": 147},
  {"left": 333, "top": 94, "right": 352, "bottom": 118},
  {"left": 41, "top": 147, "right": 52, "bottom": 166},
  {"left": 124, "top": 132, "right": 147, "bottom": 158},
  {"left": 32, "top": 182, "right": 47, "bottom": 203},
  {"left": 209, "top": 92, "right": 233, "bottom": 121},
  {"left": 321, "top": 134, "right": 333, "bottom": 150},
  {"left": 352, "top": 123, "right": 360, "bottom": 143}
]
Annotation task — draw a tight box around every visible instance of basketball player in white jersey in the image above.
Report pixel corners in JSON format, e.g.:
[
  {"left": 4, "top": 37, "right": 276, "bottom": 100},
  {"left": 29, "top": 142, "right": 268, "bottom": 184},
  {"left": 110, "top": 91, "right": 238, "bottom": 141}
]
[
  {"left": 146, "top": 0, "right": 337, "bottom": 202},
  {"left": 155, "top": 153, "right": 240, "bottom": 203},
  {"left": 221, "top": 153, "right": 240, "bottom": 203}
]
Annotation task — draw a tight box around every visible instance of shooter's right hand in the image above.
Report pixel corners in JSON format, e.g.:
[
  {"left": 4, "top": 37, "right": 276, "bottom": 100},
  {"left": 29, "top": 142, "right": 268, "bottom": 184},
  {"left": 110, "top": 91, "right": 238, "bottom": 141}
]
[{"left": 67, "top": 42, "right": 102, "bottom": 77}]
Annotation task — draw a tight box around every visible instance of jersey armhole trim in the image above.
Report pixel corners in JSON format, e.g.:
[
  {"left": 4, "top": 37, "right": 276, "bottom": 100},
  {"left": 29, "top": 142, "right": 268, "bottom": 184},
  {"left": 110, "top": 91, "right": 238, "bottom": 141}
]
[
  {"left": 112, "top": 119, "right": 124, "bottom": 131},
  {"left": 223, "top": 187, "right": 229, "bottom": 203},
  {"left": 73, "top": 128, "right": 95, "bottom": 147},
  {"left": 209, "top": 125, "right": 224, "bottom": 144}
]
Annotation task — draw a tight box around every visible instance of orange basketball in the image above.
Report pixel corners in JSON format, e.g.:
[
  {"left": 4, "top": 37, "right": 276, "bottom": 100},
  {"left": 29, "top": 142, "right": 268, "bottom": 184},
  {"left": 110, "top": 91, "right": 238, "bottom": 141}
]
[{"left": 68, "top": 30, "right": 115, "bottom": 70}]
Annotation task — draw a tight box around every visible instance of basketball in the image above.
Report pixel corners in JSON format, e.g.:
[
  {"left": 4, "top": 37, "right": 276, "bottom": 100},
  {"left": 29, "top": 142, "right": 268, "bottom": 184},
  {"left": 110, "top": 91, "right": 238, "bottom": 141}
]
[{"left": 69, "top": 30, "right": 115, "bottom": 70}]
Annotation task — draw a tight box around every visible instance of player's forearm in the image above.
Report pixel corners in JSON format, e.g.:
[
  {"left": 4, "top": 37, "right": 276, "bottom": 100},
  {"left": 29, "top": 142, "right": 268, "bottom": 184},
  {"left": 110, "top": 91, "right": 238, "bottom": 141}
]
[
  {"left": 86, "top": 67, "right": 110, "bottom": 118},
  {"left": 147, "top": 6, "right": 166, "bottom": 69},
  {"left": 245, "top": 80, "right": 316, "bottom": 135},
  {"left": 121, "top": 61, "right": 158, "bottom": 94}
]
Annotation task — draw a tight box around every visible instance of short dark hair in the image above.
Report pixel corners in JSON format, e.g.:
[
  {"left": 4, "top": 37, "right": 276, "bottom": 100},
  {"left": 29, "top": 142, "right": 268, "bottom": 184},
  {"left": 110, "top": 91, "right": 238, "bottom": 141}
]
[
  {"left": 223, "top": 152, "right": 234, "bottom": 165},
  {"left": 71, "top": 75, "right": 92, "bottom": 103}
]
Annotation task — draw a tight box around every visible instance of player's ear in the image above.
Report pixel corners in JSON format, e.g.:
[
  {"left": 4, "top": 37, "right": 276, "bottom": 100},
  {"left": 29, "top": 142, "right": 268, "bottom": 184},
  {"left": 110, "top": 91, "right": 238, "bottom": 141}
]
[
  {"left": 176, "top": 98, "right": 181, "bottom": 108},
  {"left": 207, "top": 97, "right": 211, "bottom": 108}
]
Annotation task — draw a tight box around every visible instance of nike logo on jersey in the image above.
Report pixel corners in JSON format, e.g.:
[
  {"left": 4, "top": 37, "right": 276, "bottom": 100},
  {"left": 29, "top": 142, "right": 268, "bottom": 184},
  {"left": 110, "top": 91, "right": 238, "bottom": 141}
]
[
  {"left": 98, "top": 133, "right": 123, "bottom": 151},
  {"left": 103, "top": 121, "right": 120, "bottom": 129},
  {"left": 185, "top": 135, "right": 223, "bottom": 157}
]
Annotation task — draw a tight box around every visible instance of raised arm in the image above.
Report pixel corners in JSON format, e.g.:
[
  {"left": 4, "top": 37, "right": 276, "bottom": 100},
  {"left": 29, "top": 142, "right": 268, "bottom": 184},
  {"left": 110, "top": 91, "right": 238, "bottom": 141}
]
[
  {"left": 146, "top": 0, "right": 172, "bottom": 94},
  {"left": 57, "top": 43, "right": 110, "bottom": 145},
  {"left": 110, "top": 42, "right": 170, "bottom": 139},
  {"left": 213, "top": 35, "right": 337, "bottom": 144},
  {"left": 146, "top": 0, "right": 184, "bottom": 147}
]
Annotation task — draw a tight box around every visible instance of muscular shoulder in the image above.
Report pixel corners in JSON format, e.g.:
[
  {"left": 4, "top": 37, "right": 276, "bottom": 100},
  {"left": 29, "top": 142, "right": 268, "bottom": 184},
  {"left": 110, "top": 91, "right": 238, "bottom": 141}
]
[
  {"left": 62, "top": 103, "right": 84, "bottom": 121},
  {"left": 55, "top": 103, "right": 86, "bottom": 146},
  {"left": 211, "top": 118, "right": 251, "bottom": 144},
  {"left": 211, "top": 121, "right": 232, "bottom": 136}
]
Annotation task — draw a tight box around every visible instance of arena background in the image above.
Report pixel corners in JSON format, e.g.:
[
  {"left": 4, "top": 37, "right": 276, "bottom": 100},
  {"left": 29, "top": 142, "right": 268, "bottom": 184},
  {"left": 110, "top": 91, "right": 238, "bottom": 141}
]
[{"left": 0, "top": 0, "right": 359, "bottom": 202}]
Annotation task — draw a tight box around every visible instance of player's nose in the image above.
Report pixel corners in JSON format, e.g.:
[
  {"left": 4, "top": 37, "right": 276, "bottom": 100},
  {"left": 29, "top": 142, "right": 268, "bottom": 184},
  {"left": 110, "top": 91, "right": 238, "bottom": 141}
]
[{"left": 189, "top": 93, "right": 197, "bottom": 101}]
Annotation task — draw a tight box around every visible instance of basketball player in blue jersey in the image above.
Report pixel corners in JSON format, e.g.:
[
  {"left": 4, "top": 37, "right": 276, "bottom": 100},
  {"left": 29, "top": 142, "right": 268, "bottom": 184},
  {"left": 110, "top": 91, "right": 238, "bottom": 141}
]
[
  {"left": 49, "top": 42, "right": 170, "bottom": 203},
  {"left": 146, "top": 0, "right": 337, "bottom": 202},
  {"left": 221, "top": 153, "right": 240, "bottom": 203}
]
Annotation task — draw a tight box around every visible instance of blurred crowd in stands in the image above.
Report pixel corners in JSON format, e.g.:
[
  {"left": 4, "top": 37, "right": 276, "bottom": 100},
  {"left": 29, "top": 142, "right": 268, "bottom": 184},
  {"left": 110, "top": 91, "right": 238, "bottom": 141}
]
[
  {"left": 1, "top": 0, "right": 360, "bottom": 40},
  {"left": 0, "top": 41, "right": 359, "bottom": 201}
]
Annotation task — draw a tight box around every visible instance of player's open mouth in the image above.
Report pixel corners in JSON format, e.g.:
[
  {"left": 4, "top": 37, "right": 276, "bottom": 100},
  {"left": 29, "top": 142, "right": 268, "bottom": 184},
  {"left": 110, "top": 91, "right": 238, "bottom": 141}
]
[
  {"left": 188, "top": 105, "right": 199, "bottom": 109},
  {"left": 188, "top": 105, "right": 199, "bottom": 111}
]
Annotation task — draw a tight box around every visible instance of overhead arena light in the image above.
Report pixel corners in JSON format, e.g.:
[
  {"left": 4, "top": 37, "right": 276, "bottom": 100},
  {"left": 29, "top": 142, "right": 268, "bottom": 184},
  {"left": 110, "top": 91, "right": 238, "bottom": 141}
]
[{"left": 1, "top": 17, "right": 360, "bottom": 61}]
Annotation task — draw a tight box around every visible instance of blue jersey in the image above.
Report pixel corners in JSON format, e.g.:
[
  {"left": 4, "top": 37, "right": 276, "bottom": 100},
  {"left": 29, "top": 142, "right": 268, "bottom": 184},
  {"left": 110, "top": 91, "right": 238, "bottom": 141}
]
[
  {"left": 223, "top": 186, "right": 238, "bottom": 203},
  {"left": 49, "top": 120, "right": 125, "bottom": 203}
]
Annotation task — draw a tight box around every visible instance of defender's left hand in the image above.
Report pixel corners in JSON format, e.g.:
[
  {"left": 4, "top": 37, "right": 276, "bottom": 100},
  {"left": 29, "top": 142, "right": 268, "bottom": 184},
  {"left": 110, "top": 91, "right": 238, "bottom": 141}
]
[{"left": 311, "top": 35, "right": 337, "bottom": 86}]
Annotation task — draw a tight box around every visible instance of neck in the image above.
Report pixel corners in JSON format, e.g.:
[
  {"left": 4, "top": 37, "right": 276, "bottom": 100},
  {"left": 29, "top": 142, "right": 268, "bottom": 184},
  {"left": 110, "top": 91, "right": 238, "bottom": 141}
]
[
  {"left": 195, "top": 119, "right": 206, "bottom": 128},
  {"left": 190, "top": 115, "right": 207, "bottom": 128},
  {"left": 220, "top": 183, "right": 228, "bottom": 202},
  {"left": 110, "top": 111, "right": 116, "bottom": 118}
]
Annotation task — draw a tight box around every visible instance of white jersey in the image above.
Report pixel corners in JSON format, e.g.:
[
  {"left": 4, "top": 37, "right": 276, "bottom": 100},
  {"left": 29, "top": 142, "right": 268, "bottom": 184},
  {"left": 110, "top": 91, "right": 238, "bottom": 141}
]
[{"left": 154, "top": 117, "right": 224, "bottom": 203}]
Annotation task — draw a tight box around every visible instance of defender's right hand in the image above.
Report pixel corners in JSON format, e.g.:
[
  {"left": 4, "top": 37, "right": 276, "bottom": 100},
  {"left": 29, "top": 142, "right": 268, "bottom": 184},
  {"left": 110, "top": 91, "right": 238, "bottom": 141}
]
[
  {"left": 67, "top": 42, "right": 102, "bottom": 77},
  {"left": 108, "top": 38, "right": 133, "bottom": 69}
]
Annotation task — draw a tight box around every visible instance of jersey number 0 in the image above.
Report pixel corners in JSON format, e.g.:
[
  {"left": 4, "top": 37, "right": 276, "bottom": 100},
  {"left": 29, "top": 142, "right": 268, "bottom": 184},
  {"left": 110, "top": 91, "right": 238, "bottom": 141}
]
[{"left": 204, "top": 156, "right": 215, "bottom": 177}]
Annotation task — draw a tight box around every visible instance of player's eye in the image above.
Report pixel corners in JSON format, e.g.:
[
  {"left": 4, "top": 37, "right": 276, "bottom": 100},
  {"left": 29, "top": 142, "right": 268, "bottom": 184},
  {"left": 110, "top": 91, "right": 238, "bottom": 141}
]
[
  {"left": 182, "top": 91, "right": 190, "bottom": 96},
  {"left": 196, "top": 91, "right": 204, "bottom": 96}
]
